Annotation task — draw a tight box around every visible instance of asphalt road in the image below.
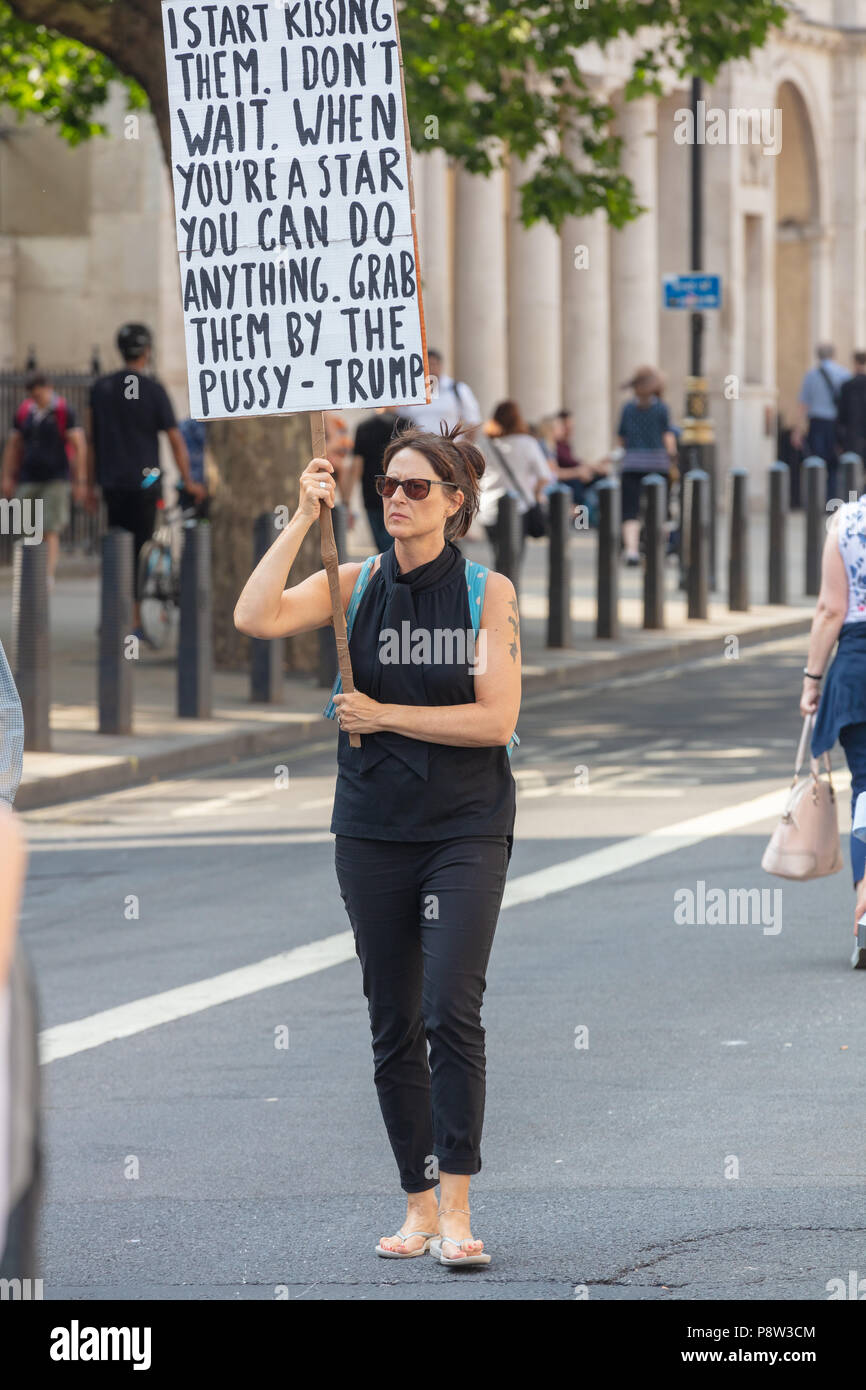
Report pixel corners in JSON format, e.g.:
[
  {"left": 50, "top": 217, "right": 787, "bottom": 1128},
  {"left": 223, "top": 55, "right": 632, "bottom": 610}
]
[{"left": 18, "top": 632, "right": 866, "bottom": 1301}]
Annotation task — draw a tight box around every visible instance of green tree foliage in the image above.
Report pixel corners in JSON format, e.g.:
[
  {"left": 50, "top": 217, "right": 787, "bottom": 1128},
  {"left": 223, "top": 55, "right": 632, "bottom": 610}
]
[
  {"left": 398, "top": 0, "right": 786, "bottom": 226},
  {"left": 0, "top": 1, "right": 144, "bottom": 145},
  {"left": 3, "top": 0, "right": 786, "bottom": 224}
]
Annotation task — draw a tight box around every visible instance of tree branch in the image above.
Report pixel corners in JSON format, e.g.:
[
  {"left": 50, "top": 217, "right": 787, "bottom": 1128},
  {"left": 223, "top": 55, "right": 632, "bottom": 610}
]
[{"left": 7, "top": 0, "right": 171, "bottom": 158}]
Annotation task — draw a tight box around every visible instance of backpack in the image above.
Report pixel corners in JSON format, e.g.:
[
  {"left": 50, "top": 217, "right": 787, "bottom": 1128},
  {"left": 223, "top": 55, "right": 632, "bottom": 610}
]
[
  {"left": 14, "top": 396, "right": 72, "bottom": 479},
  {"left": 323, "top": 555, "right": 520, "bottom": 759}
]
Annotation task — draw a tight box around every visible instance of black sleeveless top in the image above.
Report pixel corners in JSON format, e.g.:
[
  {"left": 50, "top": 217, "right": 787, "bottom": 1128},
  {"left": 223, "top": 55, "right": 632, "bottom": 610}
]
[{"left": 330, "top": 540, "right": 516, "bottom": 841}]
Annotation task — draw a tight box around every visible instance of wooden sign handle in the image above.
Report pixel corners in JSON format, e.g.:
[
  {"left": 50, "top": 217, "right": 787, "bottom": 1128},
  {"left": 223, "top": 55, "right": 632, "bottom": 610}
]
[{"left": 311, "top": 411, "right": 361, "bottom": 747}]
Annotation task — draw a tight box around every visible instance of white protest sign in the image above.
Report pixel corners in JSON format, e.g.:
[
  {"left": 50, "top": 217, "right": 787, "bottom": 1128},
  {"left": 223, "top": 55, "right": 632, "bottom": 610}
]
[{"left": 161, "top": 0, "right": 429, "bottom": 420}]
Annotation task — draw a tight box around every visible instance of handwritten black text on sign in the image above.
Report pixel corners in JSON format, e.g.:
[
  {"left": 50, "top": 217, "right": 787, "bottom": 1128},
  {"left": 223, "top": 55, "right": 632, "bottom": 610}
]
[{"left": 162, "top": 0, "right": 427, "bottom": 418}]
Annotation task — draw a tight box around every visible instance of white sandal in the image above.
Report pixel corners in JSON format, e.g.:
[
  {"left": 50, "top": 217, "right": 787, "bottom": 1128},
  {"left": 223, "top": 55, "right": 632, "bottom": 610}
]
[
  {"left": 429, "top": 1208, "right": 491, "bottom": 1268},
  {"left": 375, "top": 1227, "right": 438, "bottom": 1259}
]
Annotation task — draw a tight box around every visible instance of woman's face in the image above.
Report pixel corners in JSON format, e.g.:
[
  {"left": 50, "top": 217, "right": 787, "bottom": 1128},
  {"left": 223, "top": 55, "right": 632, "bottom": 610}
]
[{"left": 383, "top": 448, "right": 463, "bottom": 540}]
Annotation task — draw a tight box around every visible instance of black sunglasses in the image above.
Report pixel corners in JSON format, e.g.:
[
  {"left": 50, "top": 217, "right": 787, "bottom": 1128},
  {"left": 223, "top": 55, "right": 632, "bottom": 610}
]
[{"left": 375, "top": 474, "right": 459, "bottom": 501}]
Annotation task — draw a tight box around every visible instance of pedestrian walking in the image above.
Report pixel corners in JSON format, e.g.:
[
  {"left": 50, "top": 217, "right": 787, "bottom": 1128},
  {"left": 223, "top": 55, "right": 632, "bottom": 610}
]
[
  {"left": 795, "top": 343, "right": 851, "bottom": 501},
  {"left": 0, "top": 639, "right": 39, "bottom": 1282},
  {"left": 617, "top": 366, "right": 678, "bottom": 566},
  {"left": 477, "top": 401, "right": 554, "bottom": 570},
  {"left": 89, "top": 323, "right": 205, "bottom": 638},
  {"left": 836, "top": 351, "right": 866, "bottom": 466},
  {"left": 177, "top": 417, "right": 210, "bottom": 520},
  {"left": 234, "top": 423, "right": 520, "bottom": 1267},
  {"left": 801, "top": 494, "right": 866, "bottom": 967},
  {"left": 351, "top": 407, "right": 413, "bottom": 551},
  {"left": 400, "top": 349, "right": 482, "bottom": 434},
  {"left": 325, "top": 412, "right": 354, "bottom": 525},
  {"left": 0, "top": 372, "right": 87, "bottom": 584}
]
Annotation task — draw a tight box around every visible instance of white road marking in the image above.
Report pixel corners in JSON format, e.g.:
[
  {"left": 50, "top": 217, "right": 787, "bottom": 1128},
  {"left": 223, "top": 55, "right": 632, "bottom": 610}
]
[
  {"left": 21, "top": 742, "right": 336, "bottom": 823},
  {"left": 40, "top": 933, "right": 356, "bottom": 1063},
  {"left": 38, "top": 779, "right": 838, "bottom": 1065},
  {"left": 26, "top": 831, "right": 334, "bottom": 853},
  {"left": 171, "top": 787, "right": 276, "bottom": 818},
  {"left": 500, "top": 781, "right": 848, "bottom": 908}
]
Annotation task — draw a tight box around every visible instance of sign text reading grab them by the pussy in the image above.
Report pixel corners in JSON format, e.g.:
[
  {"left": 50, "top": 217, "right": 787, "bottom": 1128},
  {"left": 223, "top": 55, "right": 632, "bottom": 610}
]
[{"left": 161, "top": 1, "right": 429, "bottom": 419}]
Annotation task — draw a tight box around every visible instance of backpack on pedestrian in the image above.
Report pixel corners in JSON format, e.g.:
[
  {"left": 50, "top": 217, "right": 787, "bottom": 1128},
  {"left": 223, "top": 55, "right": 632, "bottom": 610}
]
[{"left": 14, "top": 397, "right": 73, "bottom": 480}]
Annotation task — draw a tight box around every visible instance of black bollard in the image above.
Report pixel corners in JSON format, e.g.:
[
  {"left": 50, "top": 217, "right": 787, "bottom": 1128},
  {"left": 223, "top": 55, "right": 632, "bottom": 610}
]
[
  {"left": 705, "top": 439, "right": 718, "bottom": 593},
  {"left": 839, "top": 451, "right": 863, "bottom": 503},
  {"left": 546, "top": 486, "right": 573, "bottom": 648},
  {"left": 177, "top": 521, "right": 212, "bottom": 719},
  {"left": 11, "top": 541, "right": 51, "bottom": 751},
  {"left": 728, "top": 468, "right": 749, "bottom": 613},
  {"left": 768, "top": 461, "right": 789, "bottom": 606},
  {"left": 251, "top": 510, "right": 285, "bottom": 702},
  {"left": 641, "top": 473, "right": 666, "bottom": 630},
  {"left": 317, "top": 503, "right": 349, "bottom": 687},
  {"left": 804, "top": 456, "right": 826, "bottom": 597},
  {"left": 676, "top": 444, "right": 692, "bottom": 592},
  {"left": 496, "top": 493, "right": 522, "bottom": 594},
  {"left": 98, "top": 528, "right": 134, "bottom": 736},
  {"left": 596, "top": 477, "right": 620, "bottom": 639},
  {"left": 684, "top": 469, "right": 709, "bottom": 620}
]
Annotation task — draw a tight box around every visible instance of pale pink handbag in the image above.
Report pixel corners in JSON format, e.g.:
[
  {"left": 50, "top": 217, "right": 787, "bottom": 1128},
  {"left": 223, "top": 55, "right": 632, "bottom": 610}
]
[{"left": 761, "top": 716, "right": 844, "bottom": 880}]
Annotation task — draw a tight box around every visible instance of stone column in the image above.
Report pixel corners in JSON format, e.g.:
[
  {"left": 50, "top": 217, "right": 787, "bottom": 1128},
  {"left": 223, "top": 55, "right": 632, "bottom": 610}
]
[
  {"left": 610, "top": 95, "right": 659, "bottom": 389},
  {"left": 0, "top": 238, "right": 17, "bottom": 367},
  {"left": 454, "top": 164, "right": 507, "bottom": 416},
  {"left": 415, "top": 148, "right": 453, "bottom": 366},
  {"left": 560, "top": 203, "right": 611, "bottom": 461},
  {"left": 508, "top": 155, "right": 561, "bottom": 422},
  {"left": 831, "top": 40, "right": 865, "bottom": 363}
]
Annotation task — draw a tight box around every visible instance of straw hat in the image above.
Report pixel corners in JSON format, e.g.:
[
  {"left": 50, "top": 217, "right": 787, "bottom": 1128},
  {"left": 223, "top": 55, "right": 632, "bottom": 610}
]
[{"left": 623, "top": 365, "right": 665, "bottom": 394}]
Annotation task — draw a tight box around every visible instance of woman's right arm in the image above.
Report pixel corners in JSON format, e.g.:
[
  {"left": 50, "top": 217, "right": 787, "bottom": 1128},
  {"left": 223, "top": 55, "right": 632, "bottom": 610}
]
[
  {"left": 0, "top": 805, "right": 26, "bottom": 988},
  {"left": 233, "top": 456, "right": 363, "bottom": 640},
  {"left": 800, "top": 514, "right": 848, "bottom": 716}
]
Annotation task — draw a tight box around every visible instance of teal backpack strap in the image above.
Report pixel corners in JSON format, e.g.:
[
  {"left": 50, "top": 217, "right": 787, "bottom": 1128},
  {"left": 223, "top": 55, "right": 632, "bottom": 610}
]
[
  {"left": 323, "top": 555, "right": 377, "bottom": 720},
  {"left": 464, "top": 557, "right": 488, "bottom": 640},
  {"left": 463, "top": 558, "right": 519, "bottom": 759}
]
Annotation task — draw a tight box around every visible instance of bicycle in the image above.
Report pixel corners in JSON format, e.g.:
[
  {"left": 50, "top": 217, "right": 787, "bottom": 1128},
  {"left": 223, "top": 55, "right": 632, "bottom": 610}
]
[{"left": 137, "top": 487, "right": 200, "bottom": 649}]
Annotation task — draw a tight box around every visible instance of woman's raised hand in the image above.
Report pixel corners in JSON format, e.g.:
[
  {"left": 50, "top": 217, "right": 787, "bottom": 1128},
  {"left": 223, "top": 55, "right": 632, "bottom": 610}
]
[{"left": 297, "top": 457, "right": 337, "bottom": 519}]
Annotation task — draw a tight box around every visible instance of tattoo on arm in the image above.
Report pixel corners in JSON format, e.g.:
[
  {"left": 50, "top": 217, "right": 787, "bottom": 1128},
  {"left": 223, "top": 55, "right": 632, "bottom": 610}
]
[{"left": 507, "top": 597, "right": 520, "bottom": 662}]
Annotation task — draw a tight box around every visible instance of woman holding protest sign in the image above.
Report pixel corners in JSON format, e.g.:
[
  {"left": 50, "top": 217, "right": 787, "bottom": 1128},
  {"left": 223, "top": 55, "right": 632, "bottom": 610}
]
[{"left": 234, "top": 423, "right": 520, "bottom": 1267}]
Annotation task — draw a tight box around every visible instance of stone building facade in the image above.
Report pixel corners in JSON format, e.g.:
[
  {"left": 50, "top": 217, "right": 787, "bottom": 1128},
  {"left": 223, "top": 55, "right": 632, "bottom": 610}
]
[{"left": 1, "top": 0, "right": 865, "bottom": 489}]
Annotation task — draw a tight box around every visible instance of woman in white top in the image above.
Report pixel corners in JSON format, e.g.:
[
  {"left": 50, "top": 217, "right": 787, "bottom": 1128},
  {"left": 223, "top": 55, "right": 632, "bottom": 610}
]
[
  {"left": 801, "top": 496, "right": 866, "bottom": 967},
  {"left": 477, "top": 401, "right": 555, "bottom": 567}
]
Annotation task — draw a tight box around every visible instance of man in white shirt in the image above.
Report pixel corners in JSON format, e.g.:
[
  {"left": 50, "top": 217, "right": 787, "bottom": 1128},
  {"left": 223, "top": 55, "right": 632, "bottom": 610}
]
[
  {"left": 401, "top": 350, "right": 482, "bottom": 433},
  {"left": 795, "top": 343, "right": 852, "bottom": 500}
]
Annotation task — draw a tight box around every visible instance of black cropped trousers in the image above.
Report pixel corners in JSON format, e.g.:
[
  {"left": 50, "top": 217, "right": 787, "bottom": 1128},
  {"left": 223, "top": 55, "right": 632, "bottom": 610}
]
[{"left": 335, "top": 833, "right": 511, "bottom": 1192}]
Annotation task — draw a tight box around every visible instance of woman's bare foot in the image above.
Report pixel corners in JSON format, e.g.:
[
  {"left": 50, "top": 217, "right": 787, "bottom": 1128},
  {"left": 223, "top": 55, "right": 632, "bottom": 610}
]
[
  {"left": 854, "top": 878, "right": 866, "bottom": 937},
  {"left": 438, "top": 1207, "right": 484, "bottom": 1259},
  {"left": 378, "top": 1192, "right": 439, "bottom": 1254}
]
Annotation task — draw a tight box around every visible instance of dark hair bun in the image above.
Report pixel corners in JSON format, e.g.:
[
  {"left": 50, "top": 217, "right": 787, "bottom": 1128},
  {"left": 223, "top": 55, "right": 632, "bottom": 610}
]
[{"left": 443, "top": 420, "right": 486, "bottom": 480}]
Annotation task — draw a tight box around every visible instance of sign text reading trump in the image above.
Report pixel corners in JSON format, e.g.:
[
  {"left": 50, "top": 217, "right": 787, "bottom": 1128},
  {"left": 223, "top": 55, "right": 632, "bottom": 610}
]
[{"left": 162, "top": 1, "right": 428, "bottom": 418}]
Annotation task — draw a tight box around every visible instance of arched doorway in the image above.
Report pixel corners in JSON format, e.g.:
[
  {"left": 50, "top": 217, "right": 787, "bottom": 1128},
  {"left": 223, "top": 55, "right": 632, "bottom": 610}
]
[{"left": 774, "top": 80, "right": 821, "bottom": 460}]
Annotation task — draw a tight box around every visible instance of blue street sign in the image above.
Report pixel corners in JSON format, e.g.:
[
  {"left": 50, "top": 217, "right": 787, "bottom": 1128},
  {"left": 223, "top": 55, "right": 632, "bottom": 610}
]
[{"left": 663, "top": 274, "right": 722, "bottom": 310}]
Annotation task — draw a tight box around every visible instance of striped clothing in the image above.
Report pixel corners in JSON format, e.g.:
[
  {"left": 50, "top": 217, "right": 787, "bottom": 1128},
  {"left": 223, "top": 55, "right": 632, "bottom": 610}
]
[
  {"left": 618, "top": 398, "right": 673, "bottom": 472},
  {"left": 0, "top": 638, "right": 24, "bottom": 806}
]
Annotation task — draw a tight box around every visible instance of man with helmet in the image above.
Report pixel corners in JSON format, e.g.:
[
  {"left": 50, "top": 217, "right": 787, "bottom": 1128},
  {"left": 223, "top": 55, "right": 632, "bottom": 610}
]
[{"left": 89, "top": 324, "right": 205, "bottom": 636}]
